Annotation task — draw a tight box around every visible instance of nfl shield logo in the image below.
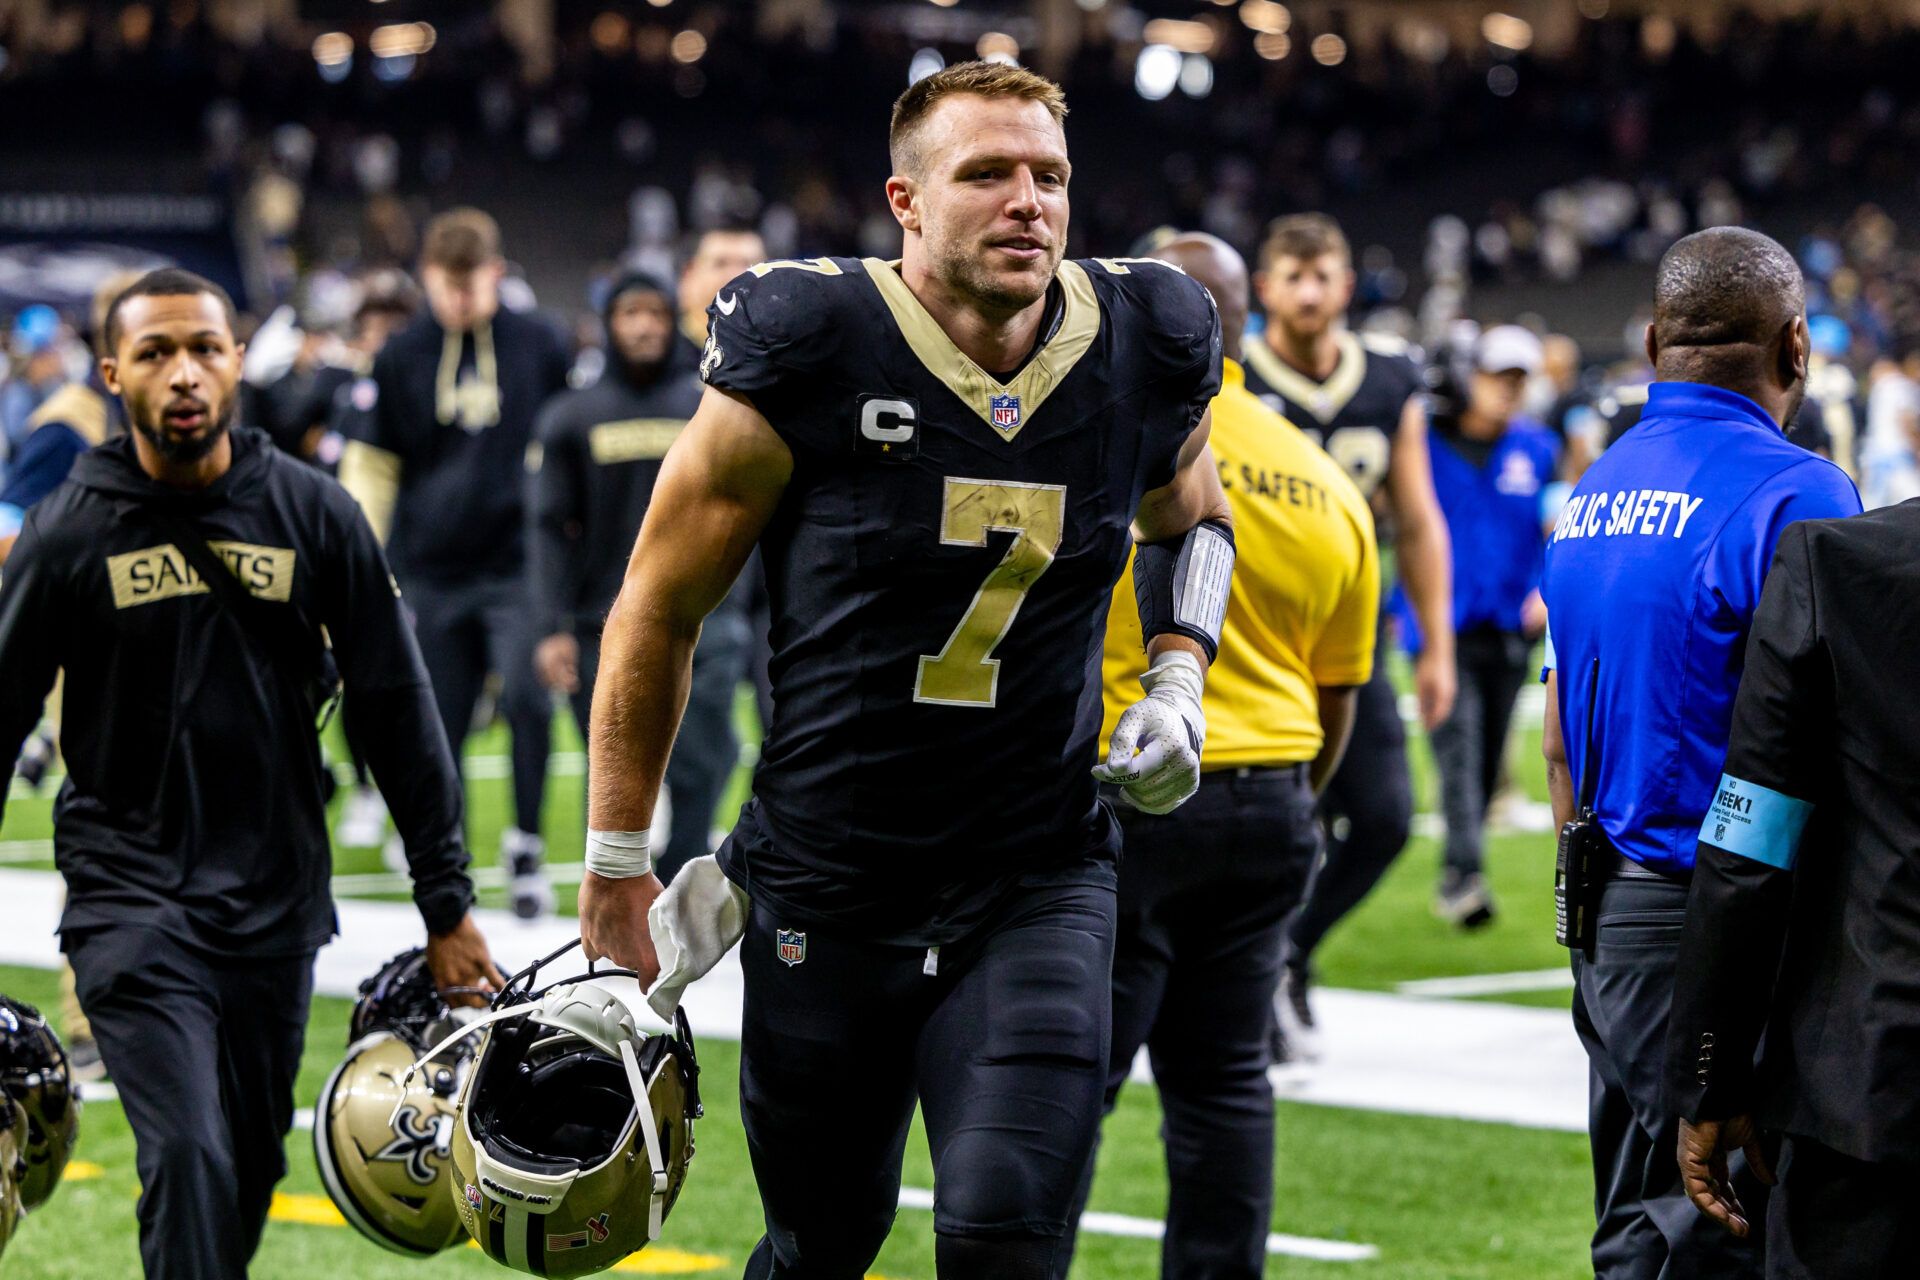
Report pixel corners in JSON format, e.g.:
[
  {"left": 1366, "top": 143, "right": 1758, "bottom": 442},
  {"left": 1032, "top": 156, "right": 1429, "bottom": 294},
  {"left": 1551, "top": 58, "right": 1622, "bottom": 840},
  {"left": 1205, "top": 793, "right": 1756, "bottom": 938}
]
[
  {"left": 990, "top": 393, "right": 1022, "bottom": 433},
  {"left": 777, "top": 929, "right": 807, "bottom": 967}
]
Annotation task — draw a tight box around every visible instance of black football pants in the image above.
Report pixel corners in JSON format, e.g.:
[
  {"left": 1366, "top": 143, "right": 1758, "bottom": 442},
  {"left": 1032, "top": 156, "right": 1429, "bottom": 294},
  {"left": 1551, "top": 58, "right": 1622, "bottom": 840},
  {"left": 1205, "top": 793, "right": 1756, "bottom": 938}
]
[
  {"left": 1573, "top": 875, "right": 1764, "bottom": 1280},
  {"left": 404, "top": 572, "right": 550, "bottom": 835},
  {"left": 1057, "top": 768, "right": 1319, "bottom": 1280},
  {"left": 1286, "top": 652, "right": 1413, "bottom": 971},
  {"left": 65, "top": 926, "right": 313, "bottom": 1280},
  {"left": 1429, "top": 627, "right": 1532, "bottom": 879},
  {"left": 736, "top": 867, "right": 1117, "bottom": 1280},
  {"left": 1767, "top": 1137, "right": 1920, "bottom": 1278}
]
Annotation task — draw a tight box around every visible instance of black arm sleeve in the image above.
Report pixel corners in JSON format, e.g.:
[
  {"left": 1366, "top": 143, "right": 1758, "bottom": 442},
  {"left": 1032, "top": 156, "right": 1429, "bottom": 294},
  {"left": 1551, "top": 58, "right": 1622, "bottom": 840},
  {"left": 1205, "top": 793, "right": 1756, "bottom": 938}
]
[
  {"left": 0, "top": 512, "right": 64, "bottom": 829},
  {"left": 1667, "top": 525, "right": 1826, "bottom": 1121},
  {"left": 528, "top": 403, "right": 585, "bottom": 637},
  {"left": 321, "top": 490, "right": 474, "bottom": 934}
]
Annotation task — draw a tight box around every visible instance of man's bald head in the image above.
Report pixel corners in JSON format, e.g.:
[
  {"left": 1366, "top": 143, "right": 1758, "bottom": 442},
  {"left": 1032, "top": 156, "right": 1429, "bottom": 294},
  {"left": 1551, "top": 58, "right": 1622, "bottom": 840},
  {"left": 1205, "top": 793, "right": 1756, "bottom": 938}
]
[
  {"left": 1648, "top": 227, "right": 1809, "bottom": 423},
  {"left": 1154, "top": 232, "right": 1248, "bottom": 361}
]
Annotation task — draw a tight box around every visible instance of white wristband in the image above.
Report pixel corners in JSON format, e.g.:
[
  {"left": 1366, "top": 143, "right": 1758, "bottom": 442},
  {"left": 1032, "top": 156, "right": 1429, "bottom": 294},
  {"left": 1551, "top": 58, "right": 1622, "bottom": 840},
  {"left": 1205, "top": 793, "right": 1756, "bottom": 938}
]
[{"left": 585, "top": 829, "right": 653, "bottom": 879}]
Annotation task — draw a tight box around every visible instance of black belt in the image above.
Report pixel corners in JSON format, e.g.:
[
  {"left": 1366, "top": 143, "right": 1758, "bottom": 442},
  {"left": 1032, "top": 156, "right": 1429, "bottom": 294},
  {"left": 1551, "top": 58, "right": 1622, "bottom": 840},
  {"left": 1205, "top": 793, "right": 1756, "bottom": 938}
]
[
  {"left": 1200, "top": 762, "right": 1311, "bottom": 786},
  {"left": 1600, "top": 844, "right": 1691, "bottom": 886}
]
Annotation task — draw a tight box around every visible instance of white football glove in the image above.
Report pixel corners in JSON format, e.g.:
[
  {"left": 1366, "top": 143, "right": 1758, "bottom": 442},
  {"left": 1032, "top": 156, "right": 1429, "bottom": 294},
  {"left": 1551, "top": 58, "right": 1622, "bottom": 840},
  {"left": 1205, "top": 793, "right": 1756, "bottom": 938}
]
[{"left": 1092, "top": 649, "right": 1207, "bottom": 814}]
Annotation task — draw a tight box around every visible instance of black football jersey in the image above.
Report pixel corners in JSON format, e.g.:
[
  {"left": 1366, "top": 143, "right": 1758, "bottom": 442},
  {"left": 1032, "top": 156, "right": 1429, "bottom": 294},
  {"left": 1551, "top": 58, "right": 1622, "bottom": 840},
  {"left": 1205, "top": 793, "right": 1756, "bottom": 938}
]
[
  {"left": 1240, "top": 330, "right": 1422, "bottom": 502},
  {"left": 701, "top": 255, "right": 1220, "bottom": 945}
]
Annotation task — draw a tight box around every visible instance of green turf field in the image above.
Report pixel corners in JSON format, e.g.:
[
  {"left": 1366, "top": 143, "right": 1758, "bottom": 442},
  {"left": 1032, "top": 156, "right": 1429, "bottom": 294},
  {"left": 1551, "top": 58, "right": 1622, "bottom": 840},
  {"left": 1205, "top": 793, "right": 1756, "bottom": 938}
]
[{"left": 0, "top": 663, "right": 1597, "bottom": 1279}]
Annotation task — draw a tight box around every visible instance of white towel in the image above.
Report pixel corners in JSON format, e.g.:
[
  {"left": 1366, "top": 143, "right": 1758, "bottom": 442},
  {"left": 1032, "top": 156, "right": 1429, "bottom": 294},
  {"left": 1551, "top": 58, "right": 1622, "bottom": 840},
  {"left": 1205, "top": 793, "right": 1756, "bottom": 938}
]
[{"left": 645, "top": 854, "right": 749, "bottom": 1020}]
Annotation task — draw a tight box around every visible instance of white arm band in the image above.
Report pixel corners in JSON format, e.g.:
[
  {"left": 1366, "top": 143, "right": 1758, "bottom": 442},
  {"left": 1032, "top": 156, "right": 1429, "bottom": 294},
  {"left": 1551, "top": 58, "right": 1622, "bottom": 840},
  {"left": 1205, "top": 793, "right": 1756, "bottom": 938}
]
[{"left": 585, "top": 829, "right": 653, "bottom": 879}]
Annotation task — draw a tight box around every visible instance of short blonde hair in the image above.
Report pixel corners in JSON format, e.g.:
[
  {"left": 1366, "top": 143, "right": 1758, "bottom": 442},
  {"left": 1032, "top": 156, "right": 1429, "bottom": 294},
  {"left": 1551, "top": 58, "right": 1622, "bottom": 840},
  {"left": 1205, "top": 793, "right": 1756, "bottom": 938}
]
[
  {"left": 1259, "top": 213, "right": 1351, "bottom": 271},
  {"left": 421, "top": 207, "right": 501, "bottom": 273},
  {"left": 889, "top": 61, "right": 1068, "bottom": 176}
]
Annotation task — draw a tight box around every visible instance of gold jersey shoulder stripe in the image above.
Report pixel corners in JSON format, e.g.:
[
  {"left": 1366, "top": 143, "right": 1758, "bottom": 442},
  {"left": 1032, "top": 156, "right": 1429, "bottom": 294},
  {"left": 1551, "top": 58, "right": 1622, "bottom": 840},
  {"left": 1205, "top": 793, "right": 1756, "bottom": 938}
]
[
  {"left": 860, "top": 258, "right": 1101, "bottom": 441},
  {"left": 588, "top": 418, "right": 685, "bottom": 465},
  {"left": 106, "top": 541, "right": 297, "bottom": 610},
  {"left": 1242, "top": 330, "right": 1367, "bottom": 426}
]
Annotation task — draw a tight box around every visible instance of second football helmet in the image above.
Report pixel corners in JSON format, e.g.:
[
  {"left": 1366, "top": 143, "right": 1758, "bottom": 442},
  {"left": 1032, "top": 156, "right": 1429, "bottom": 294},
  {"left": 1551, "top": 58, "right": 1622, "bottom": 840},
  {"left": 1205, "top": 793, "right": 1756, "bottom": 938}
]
[
  {"left": 0, "top": 995, "right": 79, "bottom": 1210},
  {"left": 314, "top": 1030, "right": 469, "bottom": 1256}
]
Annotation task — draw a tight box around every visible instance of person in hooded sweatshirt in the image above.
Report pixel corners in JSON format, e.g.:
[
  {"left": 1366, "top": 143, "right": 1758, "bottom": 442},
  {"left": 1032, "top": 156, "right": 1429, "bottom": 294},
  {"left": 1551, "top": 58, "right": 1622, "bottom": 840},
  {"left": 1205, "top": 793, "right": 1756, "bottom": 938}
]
[
  {"left": 0, "top": 268, "right": 506, "bottom": 1280},
  {"left": 527, "top": 271, "right": 748, "bottom": 883},
  {"left": 339, "top": 208, "right": 573, "bottom": 918}
]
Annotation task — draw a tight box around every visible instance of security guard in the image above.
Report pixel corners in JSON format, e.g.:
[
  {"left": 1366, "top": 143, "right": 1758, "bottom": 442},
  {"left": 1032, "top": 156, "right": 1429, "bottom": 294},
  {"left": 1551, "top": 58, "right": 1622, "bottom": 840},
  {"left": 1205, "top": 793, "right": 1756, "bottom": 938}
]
[
  {"left": 0, "top": 269, "right": 505, "bottom": 1280},
  {"left": 1060, "top": 234, "right": 1378, "bottom": 1280},
  {"left": 528, "top": 270, "right": 746, "bottom": 882},
  {"left": 1667, "top": 499, "right": 1920, "bottom": 1274},
  {"left": 1539, "top": 228, "right": 1860, "bottom": 1279}
]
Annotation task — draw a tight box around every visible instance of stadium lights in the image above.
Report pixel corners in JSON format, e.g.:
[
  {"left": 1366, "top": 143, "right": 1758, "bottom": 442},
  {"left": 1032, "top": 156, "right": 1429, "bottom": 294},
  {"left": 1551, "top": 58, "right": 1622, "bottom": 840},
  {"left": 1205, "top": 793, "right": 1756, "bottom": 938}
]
[
  {"left": 1142, "top": 19, "right": 1216, "bottom": 56},
  {"left": 1239, "top": 1, "right": 1290, "bottom": 36},
  {"left": 1254, "top": 31, "right": 1290, "bottom": 60},
  {"left": 312, "top": 32, "right": 352, "bottom": 67},
  {"left": 670, "top": 30, "right": 707, "bottom": 63},
  {"left": 1310, "top": 33, "right": 1346, "bottom": 66},
  {"left": 1179, "top": 53, "right": 1214, "bottom": 98},
  {"left": 1135, "top": 43, "right": 1181, "bottom": 100},
  {"left": 909, "top": 47, "right": 945, "bottom": 84},
  {"left": 977, "top": 32, "right": 1020, "bottom": 64},
  {"left": 928, "top": 0, "right": 960, "bottom": 8},
  {"left": 591, "top": 12, "right": 631, "bottom": 55},
  {"left": 1075, "top": 0, "right": 1108, "bottom": 10},
  {"left": 368, "top": 22, "right": 434, "bottom": 58},
  {"left": 1482, "top": 13, "right": 1533, "bottom": 52},
  {"left": 1578, "top": 0, "right": 1610, "bottom": 16}
]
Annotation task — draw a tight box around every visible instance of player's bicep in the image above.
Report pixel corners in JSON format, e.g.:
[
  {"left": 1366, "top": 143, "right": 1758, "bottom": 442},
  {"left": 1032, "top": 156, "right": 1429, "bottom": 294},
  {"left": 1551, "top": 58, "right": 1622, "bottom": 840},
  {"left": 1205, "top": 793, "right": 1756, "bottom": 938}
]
[
  {"left": 621, "top": 385, "right": 792, "bottom": 626},
  {"left": 1133, "top": 407, "right": 1229, "bottom": 542}
]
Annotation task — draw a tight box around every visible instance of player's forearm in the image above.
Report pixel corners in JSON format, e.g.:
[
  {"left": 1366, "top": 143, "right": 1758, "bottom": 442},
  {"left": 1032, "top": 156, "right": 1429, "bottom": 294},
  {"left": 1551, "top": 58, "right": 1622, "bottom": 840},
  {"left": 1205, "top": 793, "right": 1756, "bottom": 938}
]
[
  {"left": 1542, "top": 673, "right": 1575, "bottom": 828},
  {"left": 586, "top": 579, "right": 700, "bottom": 834},
  {"left": 1397, "top": 512, "right": 1454, "bottom": 658},
  {"left": 1311, "top": 685, "right": 1359, "bottom": 793}
]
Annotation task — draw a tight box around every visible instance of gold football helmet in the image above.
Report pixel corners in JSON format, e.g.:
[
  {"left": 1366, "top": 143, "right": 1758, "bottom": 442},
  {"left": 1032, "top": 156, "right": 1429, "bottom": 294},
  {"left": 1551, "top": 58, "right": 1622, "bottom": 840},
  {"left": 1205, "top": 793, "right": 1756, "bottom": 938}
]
[
  {"left": 0, "top": 995, "right": 79, "bottom": 1211},
  {"left": 0, "top": 1093, "right": 26, "bottom": 1262},
  {"left": 407, "top": 944, "right": 700, "bottom": 1277},
  {"left": 314, "top": 1030, "right": 469, "bottom": 1256}
]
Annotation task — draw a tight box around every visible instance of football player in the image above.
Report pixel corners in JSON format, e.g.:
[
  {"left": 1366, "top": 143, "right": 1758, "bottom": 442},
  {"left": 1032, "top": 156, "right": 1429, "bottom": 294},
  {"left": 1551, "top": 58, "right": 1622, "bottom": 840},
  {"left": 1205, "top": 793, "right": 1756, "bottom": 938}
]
[
  {"left": 579, "top": 62, "right": 1228, "bottom": 1280},
  {"left": 1245, "top": 213, "right": 1455, "bottom": 1060}
]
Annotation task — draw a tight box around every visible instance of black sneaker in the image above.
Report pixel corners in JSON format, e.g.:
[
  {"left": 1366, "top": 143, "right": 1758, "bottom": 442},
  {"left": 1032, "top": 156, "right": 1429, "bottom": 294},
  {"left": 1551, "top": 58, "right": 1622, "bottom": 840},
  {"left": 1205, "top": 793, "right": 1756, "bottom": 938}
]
[
  {"left": 14, "top": 727, "right": 56, "bottom": 792},
  {"left": 1435, "top": 872, "right": 1497, "bottom": 930},
  {"left": 504, "top": 829, "right": 552, "bottom": 920}
]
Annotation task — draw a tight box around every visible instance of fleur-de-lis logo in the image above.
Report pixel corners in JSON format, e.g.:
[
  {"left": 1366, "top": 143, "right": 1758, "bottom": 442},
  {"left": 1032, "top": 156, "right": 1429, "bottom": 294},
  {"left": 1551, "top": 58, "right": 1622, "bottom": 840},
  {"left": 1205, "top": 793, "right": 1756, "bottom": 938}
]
[
  {"left": 373, "top": 1104, "right": 443, "bottom": 1186},
  {"left": 700, "top": 329, "right": 724, "bottom": 382}
]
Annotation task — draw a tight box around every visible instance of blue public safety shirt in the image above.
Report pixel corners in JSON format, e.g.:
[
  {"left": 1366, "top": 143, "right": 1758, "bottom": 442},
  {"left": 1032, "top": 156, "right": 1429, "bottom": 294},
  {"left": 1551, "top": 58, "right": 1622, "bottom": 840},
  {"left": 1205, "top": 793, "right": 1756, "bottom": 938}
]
[
  {"left": 1430, "top": 419, "right": 1560, "bottom": 633},
  {"left": 1540, "top": 382, "right": 1860, "bottom": 875}
]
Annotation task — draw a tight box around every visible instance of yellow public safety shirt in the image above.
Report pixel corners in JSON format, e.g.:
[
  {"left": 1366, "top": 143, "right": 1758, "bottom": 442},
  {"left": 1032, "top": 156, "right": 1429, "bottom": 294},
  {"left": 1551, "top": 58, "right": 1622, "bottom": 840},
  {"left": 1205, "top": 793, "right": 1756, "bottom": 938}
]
[{"left": 1101, "top": 358, "right": 1380, "bottom": 769}]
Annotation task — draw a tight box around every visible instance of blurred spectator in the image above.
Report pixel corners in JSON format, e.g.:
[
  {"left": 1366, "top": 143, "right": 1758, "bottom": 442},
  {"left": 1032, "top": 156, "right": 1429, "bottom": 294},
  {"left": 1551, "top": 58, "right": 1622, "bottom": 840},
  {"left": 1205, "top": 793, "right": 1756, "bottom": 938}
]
[
  {"left": 3, "top": 306, "right": 73, "bottom": 461},
  {"left": 1424, "top": 326, "right": 1561, "bottom": 929},
  {"left": 1862, "top": 356, "right": 1920, "bottom": 509}
]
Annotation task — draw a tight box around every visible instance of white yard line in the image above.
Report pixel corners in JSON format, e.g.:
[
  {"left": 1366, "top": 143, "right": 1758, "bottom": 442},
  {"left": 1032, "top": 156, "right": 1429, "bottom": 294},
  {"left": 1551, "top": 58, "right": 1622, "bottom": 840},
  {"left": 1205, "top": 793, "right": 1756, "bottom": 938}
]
[
  {"left": 1398, "top": 969, "right": 1575, "bottom": 998},
  {"left": 898, "top": 1188, "right": 1378, "bottom": 1262}
]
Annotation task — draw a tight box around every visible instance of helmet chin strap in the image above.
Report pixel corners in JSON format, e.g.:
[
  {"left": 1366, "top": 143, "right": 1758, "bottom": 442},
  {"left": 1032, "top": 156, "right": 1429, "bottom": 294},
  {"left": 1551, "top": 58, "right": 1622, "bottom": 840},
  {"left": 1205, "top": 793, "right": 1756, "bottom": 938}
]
[{"left": 619, "top": 1038, "right": 671, "bottom": 1242}]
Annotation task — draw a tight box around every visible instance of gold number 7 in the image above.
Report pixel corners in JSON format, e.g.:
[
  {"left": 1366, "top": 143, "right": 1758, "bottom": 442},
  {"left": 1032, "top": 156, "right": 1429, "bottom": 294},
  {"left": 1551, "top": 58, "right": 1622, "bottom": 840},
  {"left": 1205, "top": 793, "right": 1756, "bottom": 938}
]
[{"left": 914, "top": 478, "right": 1068, "bottom": 708}]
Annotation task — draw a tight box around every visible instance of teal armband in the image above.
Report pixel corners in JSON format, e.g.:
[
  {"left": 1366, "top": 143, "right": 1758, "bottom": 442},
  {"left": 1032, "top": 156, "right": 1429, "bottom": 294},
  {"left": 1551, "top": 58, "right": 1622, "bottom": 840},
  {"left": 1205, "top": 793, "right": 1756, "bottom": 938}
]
[{"left": 1700, "top": 774, "right": 1813, "bottom": 870}]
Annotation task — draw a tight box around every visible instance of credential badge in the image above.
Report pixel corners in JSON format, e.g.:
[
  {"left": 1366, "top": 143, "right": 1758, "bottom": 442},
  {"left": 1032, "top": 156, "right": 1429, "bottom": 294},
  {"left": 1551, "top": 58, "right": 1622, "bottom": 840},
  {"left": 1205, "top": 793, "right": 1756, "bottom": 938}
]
[
  {"left": 776, "top": 928, "right": 807, "bottom": 967},
  {"left": 990, "top": 393, "right": 1022, "bottom": 434}
]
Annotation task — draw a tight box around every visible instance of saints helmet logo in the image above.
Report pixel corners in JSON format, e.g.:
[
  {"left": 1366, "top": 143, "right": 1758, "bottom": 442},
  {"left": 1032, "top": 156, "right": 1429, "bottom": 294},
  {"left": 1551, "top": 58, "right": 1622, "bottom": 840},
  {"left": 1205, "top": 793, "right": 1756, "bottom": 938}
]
[
  {"left": 700, "top": 328, "right": 725, "bottom": 382},
  {"left": 373, "top": 1104, "right": 444, "bottom": 1186}
]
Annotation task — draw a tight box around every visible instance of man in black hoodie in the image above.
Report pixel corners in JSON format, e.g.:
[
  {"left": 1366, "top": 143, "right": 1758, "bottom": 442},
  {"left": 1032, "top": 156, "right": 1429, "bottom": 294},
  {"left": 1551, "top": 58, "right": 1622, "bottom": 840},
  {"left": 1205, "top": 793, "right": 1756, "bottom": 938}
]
[
  {"left": 529, "top": 271, "right": 747, "bottom": 882},
  {"left": 0, "top": 269, "right": 504, "bottom": 1280},
  {"left": 340, "top": 209, "right": 573, "bottom": 917}
]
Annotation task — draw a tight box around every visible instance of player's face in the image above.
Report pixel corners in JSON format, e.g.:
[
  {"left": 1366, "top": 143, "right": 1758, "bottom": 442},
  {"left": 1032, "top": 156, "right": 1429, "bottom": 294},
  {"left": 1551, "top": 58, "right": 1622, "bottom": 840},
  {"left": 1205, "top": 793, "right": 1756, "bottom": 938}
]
[
  {"left": 679, "top": 232, "right": 766, "bottom": 317},
  {"left": 422, "top": 262, "right": 502, "bottom": 332},
  {"left": 101, "top": 293, "right": 243, "bottom": 463},
  {"left": 1259, "top": 252, "right": 1354, "bottom": 340},
  {"left": 911, "top": 95, "right": 1070, "bottom": 313},
  {"left": 609, "top": 289, "right": 675, "bottom": 368},
  {"left": 1469, "top": 368, "right": 1529, "bottom": 424}
]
